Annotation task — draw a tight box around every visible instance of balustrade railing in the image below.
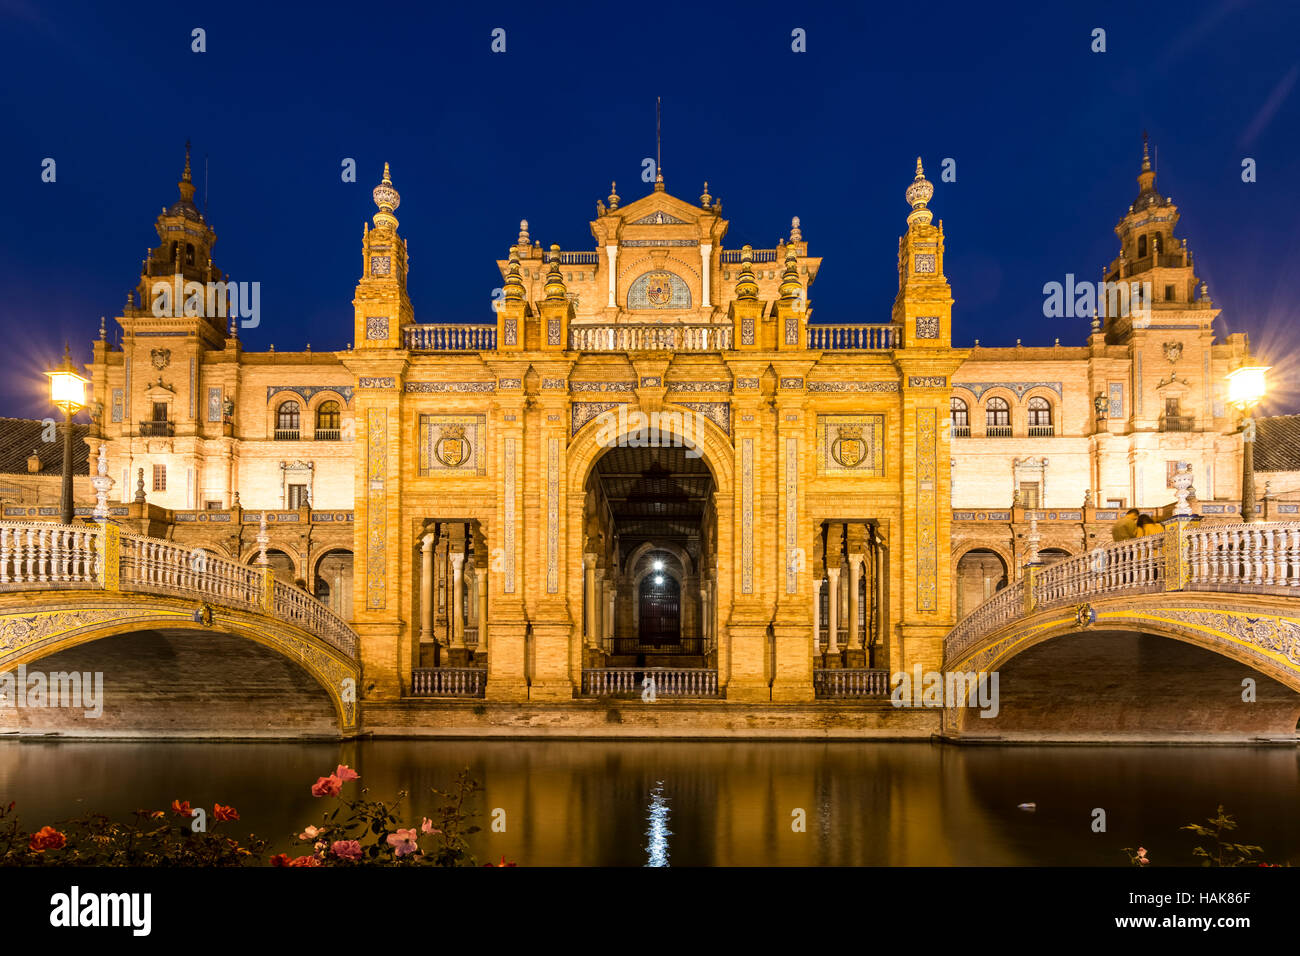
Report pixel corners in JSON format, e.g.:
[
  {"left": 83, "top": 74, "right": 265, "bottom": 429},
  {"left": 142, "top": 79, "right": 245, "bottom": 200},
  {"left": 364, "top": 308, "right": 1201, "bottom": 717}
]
[
  {"left": 1033, "top": 535, "right": 1165, "bottom": 612},
  {"left": 719, "top": 249, "right": 780, "bottom": 263},
  {"left": 608, "top": 637, "right": 703, "bottom": 656},
  {"left": 806, "top": 323, "right": 899, "bottom": 350},
  {"left": 271, "top": 579, "right": 358, "bottom": 657},
  {"left": 411, "top": 667, "right": 486, "bottom": 697},
  {"left": 1185, "top": 523, "right": 1300, "bottom": 593},
  {"left": 569, "top": 323, "right": 731, "bottom": 352},
  {"left": 0, "top": 524, "right": 99, "bottom": 586},
  {"left": 813, "top": 669, "right": 890, "bottom": 698},
  {"left": 581, "top": 667, "right": 720, "bottom": 698},
  {"left": 946, "top": 524, "right": 1300, "bottom": 662},
  {"left": 0, "top": 520, "right": 359, "bottom": 660},
  {"left": 403, "top": 324, "right": 497, "bottom": 351},
  {"left": 946, "top": 578, "right": 1026, "bottom": 663}
]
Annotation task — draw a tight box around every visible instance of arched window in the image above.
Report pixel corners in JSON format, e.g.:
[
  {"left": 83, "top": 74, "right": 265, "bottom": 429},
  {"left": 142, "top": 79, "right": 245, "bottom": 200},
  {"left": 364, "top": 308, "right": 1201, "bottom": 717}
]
[
  {"left": 276, "top": 400, "right": 301, "bottom": 439},
  {"left": 185, "top": 243, "right": 195, "bottom": 266},
  {"left": 1137, "top": 234, "right": 1148, "bottom": 258},
  {"left": 950, "top": 397, "right": 969, "bottom": 436},
  {"left": 1027, "top": 396, "right": 1053, "bottom": 435},
  {"left": 315, "top": 400, "right": 341, "bottom": 439},
  {"left": 169, "top": 241, "right": 178, "bottom": 264},
  {"left": 986, "top": 397, "right": 1010, "bottom": 435}
]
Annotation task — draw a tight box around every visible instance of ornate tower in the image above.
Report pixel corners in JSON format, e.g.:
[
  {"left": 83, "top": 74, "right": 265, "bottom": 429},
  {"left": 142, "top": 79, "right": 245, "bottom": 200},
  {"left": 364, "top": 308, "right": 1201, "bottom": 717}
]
[
  {"left": 127, "top": 142, "right": 226, "bottom": 344},
  {"left": 891, "top": 158, "right": 953, "bottom": 348},
  {"left": 353, "top": 164, "right": 414, "bottom": 350},
  {"left": 1102, "top": 137, "right": 1221, "bottom": 431},
  {"left": 1102, "top": 136, "right": 1218, "bottom": 341}
]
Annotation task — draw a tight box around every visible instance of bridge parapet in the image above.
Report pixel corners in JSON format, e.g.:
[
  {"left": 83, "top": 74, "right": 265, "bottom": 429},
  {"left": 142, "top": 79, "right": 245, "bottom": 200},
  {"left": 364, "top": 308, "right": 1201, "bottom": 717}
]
[
  {"left": 946, "top": 520, "right": 1300, "bottom": 665},
  {"left": 0, "top": 520, "right": 358, "bottom": 660}
]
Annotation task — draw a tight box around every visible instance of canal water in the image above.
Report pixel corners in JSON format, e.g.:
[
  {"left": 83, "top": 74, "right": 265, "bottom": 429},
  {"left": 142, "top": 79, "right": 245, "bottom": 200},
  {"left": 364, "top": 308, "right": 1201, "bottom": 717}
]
[{"left": 2, "top": 739, "right": 1297, "bottom": 866}]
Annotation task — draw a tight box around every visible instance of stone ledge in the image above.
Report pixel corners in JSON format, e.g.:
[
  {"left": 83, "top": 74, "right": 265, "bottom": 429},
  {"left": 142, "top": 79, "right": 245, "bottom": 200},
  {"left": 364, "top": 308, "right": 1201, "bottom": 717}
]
[{"left": 359, "top": 699, "right": 941, "bottom": 739}]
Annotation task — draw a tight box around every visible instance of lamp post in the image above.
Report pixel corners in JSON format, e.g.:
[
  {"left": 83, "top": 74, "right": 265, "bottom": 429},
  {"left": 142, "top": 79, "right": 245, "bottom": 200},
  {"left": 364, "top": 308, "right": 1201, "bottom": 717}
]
[
  {"left": 1226, "top": 364, "right": 1270, "bottom": 525},
  {"left": 45, "top": 343, "right": 88, "bottom": 525}
]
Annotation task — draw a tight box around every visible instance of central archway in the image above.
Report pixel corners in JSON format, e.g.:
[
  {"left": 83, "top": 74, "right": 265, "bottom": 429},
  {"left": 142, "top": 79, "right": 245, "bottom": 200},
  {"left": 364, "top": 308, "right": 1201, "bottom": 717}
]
[
  {"left": 638, "top": 570, "right": 681, "bottom": 645},
  {"left": 565, "top": 406, "right": 735, "bottom": 681}
]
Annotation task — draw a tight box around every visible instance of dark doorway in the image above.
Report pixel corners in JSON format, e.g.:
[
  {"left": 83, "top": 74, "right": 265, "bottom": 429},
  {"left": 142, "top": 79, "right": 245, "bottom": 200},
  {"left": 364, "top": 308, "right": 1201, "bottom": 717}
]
[{"left": 638, "top": 573, "right": 680, "bottom": 646}]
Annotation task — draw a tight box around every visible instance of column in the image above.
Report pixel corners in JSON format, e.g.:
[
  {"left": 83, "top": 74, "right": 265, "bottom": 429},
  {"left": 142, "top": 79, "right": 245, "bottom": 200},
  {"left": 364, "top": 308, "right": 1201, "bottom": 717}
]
[
  {"left": 605, "top": 586, "right": 615, "bottom": 651},
  {"left": 812, "top": 578, "right": 822, "bottom": 658},
  {"left": 434, "top": 525, "right": 448, "bottom": 642},
  {"left": 419, "top": 532, "right": 435, "bottom": 644},
  {"left": 848, "top": 553, "right": 864, "bottom": 651},
  {"left": 450, "top": 552, "right": 465, "bottom": 649},
  {"left": 583, "top": 553, "right": 598, "bottom": 648},
  {"left": 605, "top": 246, "right": 617, "bottom": 308},
  {"left": 700, "top": 244, "right": 712, "bottom": 307},
  {"left": 826, "top": 566, "right": 840, "bottom": 656},
  {"left": 593, "top": 567, "right": 605, "bottom": 649},
  {"left": 699, "top": 586, "right": 708, "bottom": 650},
  {"left": 476, "top": 568, "right": 488, "bottom": 659}
]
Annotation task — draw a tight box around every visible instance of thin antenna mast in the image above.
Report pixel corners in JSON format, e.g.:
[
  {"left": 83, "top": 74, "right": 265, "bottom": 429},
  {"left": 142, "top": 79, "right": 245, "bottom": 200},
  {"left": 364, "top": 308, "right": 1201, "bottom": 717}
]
[{"left": 656, "top": 96, "right": 661, "bottom": 175}]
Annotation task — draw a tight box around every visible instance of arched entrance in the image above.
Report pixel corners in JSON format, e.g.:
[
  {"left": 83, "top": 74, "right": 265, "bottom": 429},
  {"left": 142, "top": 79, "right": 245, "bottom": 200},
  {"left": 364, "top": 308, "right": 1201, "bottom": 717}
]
[
  {"left": 582, "top": 440, "right": 719, "bottom": 666},
  {"left": 955, "top": 549, "right": 1008, "bottom": 619},
  {"left": 638, "top": 566, "right": 681, "bottom": 646},
  {"left": 314, "top": 548, "right": 354, "bottom": 620}
]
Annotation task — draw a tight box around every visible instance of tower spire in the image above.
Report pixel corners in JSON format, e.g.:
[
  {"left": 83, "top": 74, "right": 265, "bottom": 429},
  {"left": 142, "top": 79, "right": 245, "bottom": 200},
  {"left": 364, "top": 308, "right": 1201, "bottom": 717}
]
[
  {"left": 654, "top": 97, "right": 664, "bottom": 191},
  {"left": 178, "top": 140, "right": 196, "bottom": 203}
]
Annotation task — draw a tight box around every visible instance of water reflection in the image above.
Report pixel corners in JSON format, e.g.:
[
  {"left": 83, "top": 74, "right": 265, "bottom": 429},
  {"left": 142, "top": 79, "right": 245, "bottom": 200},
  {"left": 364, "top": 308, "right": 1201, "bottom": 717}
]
[
  {"left": 645, "top": 782, "right": 671, "bottom": 867},
  {"left": 0, "top": 740, "right": 1297, "bottom": 866}
]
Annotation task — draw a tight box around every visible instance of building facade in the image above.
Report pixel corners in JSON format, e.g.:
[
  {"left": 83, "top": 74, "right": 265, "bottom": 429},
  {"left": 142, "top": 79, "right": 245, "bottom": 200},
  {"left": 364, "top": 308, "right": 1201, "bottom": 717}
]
[{"left": 80, "top": 144, "right": 1263, "bottom": 704}]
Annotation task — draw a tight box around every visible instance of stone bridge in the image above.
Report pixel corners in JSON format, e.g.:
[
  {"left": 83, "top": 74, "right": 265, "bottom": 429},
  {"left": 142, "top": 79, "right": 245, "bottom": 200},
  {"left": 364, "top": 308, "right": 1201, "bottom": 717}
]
[
  {"left": 942, "top": 518, "right": 1300, "bottom": 740},
  {"left": 0, "top": 521, "right": 360, "bottom": 734}
]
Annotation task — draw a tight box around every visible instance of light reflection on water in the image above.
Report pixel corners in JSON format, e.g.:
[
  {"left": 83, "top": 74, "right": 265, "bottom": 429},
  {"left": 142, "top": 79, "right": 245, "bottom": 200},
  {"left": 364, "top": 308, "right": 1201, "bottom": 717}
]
[
  {"left": 0, "top": 739, "right": 1298, "bottom": 866},
  {"left": 645, "top": 781, "right": 671, "bottom": 867}
]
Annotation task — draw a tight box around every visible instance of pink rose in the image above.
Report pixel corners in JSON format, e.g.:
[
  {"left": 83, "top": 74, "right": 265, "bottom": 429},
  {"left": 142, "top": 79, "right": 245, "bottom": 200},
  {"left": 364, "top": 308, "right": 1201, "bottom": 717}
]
[
  {"left": 386, "top": 828, "right": 420, "bottom": 858},
  {"left": 421, "top": 817, "right": 441, "bottom": 835},
  {"left": 331, "top": 840, "right": 363, "bottom": 861},
  {"left": 311, "top": 775, "right": 342, "bottom": 798},
  {"left": 335, "top": 765, "right": 360, "bottom": 782},
  {"left": 299, "top": 825, "right": 320, "bottom": 840}
]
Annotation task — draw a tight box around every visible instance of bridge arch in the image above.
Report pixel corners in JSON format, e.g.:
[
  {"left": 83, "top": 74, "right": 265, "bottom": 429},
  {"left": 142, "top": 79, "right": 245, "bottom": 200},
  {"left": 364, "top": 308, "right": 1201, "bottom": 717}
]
[{"left": 0, "top": 591, "right": 358, "bottom": 732}]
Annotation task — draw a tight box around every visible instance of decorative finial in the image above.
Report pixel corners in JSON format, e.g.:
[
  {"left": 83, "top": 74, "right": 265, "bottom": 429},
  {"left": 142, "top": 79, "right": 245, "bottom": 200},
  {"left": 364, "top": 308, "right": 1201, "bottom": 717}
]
[
  {"left": 779, "top": 242, "right": 802, "bottom": 302},
  {"left": 257, "top": 513, "right": 269, "bottom": 566},
  {"left": 544, "top": 243, "right": 567, "bottom": 301},
  {"left": 790, "top": 216, "right": 802, "bottom": 243},
  {"left": 91, "top": 445, "right": 114, "bottom": 520},
  {"left": 1141, "top": 131, "right": 1151, "bottom": 172},
  {"left": 372, "top": 163, "right": 400, "bottom": 232},
  {"left": 1091, "top": 307, "right": 1101, "bottom": 334},
  {"left": 905, "top": 157, "right": 934, "bottom": 225},
  {"left": 135, "top": 467, "right": 146, "bottom": 504},
  {"left": 99, "top": 316, "right": 106, "bottom": 340},
  {"left": 517, "top": 219, "right": 530, "bottom": 246},
  {"left": 700, "top": 182, "right": 712, "bottom": 208},
  {"left": 183, "top": 140, "right": 193, "bottom": 183},
  {"left": 503, "top": 249, "right": 525, "bottom": 302},
  {"left": 608, "top": 181, "right": 619, "bottom": 210},
  {"left": 735, "top": 245, "right": 758, "bottom": 301}
]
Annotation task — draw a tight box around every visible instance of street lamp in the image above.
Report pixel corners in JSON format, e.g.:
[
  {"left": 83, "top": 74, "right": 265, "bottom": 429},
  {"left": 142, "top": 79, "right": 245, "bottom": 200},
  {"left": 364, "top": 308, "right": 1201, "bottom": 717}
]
[
  {"left": 1226, "top": 363, "right": 1270, "bottom": 524},
  {"left": 45, "top": 343, "right": 88, "bottom": 525}
]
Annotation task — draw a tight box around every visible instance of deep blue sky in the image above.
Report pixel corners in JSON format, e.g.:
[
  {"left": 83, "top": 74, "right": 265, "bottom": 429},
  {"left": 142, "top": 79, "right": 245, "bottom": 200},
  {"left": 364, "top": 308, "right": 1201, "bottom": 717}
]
[{"left": 2, "top": 0, "right": 1299, "bottom": 418}]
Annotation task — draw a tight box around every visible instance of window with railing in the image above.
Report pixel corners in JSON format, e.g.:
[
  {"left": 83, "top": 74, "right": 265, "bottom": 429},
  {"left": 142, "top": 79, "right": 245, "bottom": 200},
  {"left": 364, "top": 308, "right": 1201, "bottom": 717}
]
[
  {"left": 951, "top": 397, "right": 970, "bottom": 437},
  {"left": 985, "top": 397, "right": 1011, "bottom": 437},
  {"left": 1160, "top": 397, "right": 1193, "bottom": 432},
  {"left": 1027, "top": 396, "right": 1054, "bottom": 436},
  {"left": 315, "top": 401, "right": 341, "bottom": 440},
  {"left": 276, "top": 400, "right": 301, "bottom": 440}
]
